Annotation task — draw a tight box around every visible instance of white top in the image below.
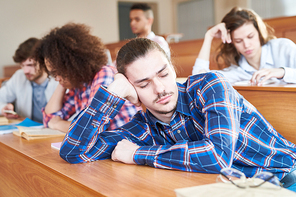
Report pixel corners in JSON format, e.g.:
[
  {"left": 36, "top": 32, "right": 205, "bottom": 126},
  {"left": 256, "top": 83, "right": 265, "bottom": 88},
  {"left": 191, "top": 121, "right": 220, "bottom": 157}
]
[
  {"left": 0, "top": 69, "right": 59, "bottom": 119},
  {"left": 147, "top": 31, "right": 171, "bottom": 59},
  {"left": 192, "top": 38, "right": 296, "bottom": 84}
]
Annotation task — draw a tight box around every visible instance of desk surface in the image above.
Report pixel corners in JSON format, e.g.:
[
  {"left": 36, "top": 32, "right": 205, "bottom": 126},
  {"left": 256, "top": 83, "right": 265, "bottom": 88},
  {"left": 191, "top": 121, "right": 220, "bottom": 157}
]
[
  {"left": 0, "top": 134, "right": 216, "bottom": 196},
  {"left": 233, "top": 84, "right": 296, "bottom": 144}
]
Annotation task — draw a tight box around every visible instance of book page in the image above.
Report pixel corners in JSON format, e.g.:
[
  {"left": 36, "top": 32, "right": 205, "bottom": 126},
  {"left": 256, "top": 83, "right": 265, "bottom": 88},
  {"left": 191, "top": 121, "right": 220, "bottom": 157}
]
[
  {"left": 51, "top": 142, "right": 62, "bottom": 150},
  {"left": 0, "top": 117, "right": 9, "bottom": 125},
  {"left": 1, "top": 118, "right": 43, "bottom": 135},
  {"left": 16, "top": 126, "right": 65, "bottom": 137}
]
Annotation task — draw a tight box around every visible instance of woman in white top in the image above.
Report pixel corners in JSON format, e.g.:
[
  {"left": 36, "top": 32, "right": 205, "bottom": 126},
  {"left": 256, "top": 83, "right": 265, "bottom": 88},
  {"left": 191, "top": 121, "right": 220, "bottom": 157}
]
[{"left": 192, "top": 6, "right": 296, "bottom": 85}]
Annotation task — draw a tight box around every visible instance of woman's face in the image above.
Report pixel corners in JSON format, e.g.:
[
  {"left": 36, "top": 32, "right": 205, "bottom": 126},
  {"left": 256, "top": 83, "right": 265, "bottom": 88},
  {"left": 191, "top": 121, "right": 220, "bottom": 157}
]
[
  {"left": 231, "top": 22, "right": 261, "bottom": 61},
  {"left": 44, "top": 58, "right": 73, "bottom": 89}
]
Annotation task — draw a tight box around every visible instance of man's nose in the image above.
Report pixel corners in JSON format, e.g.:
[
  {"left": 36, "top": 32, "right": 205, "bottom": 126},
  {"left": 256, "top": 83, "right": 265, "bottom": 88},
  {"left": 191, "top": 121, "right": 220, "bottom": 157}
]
[
  {"left": 153, "top": 78, "right": 165, "bottom": 94},
  {"left": 22, "top": 65, "right": 31, "bottom": 73}
]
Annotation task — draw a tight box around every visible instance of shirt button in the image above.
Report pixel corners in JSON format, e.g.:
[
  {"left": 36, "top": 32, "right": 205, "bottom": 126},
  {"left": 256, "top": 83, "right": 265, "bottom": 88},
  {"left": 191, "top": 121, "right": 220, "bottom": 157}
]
[
  {"left": 177, "top": 130, "right": 181, "bottom": 134},
  {"left": 113, "top": 104, "right": 117, "bottom": 108},
  {"left": 106, "top": 102, "right": 110, "bottom": 105}
]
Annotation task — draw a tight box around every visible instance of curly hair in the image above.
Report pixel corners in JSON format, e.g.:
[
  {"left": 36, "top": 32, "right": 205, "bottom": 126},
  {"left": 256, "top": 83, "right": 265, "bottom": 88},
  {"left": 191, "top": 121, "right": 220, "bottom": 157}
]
[
  {"left": 216, "top": 7, "right": 276, "bottom": 69},
  {"left": 13, "top": 37, "right": 40, "bottom": 63},
  {"left": 35, "top": 23, "right": 108, "bottom": 88}
]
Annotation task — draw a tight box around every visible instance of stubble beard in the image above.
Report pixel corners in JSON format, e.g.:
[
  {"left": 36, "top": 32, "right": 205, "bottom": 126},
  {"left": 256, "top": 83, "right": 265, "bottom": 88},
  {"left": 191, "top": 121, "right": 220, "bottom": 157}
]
[{"left": 153, "top": 91, "right": 177, "bottom": 115}]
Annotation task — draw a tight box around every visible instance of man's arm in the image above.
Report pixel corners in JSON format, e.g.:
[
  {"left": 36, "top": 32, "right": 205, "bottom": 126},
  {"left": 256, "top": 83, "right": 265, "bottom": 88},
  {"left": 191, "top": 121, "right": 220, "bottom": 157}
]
[
  {"left": 59, "top": 86, "right": 131, "bottom": 163},
  {"left": 0, "top": 72, "right": 19, "bottom": 116},
  {"left": 60, "top": 73, "right": 141, "bottom": 163},
  {"left": 131, "top": 73, "right": 241, "bottom": 173}
]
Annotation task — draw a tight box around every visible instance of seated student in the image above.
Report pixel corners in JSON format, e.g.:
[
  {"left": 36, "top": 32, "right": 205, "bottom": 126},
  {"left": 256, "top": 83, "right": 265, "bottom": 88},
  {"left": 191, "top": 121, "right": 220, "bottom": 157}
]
[
  {"left": 60, "top": 38, "right": 296, "bottom": 191},
  {"left": 0, "top": 38, "right": 58, "bottom": 123},
  {"left": 130, "top": 3, "right": 171, "bottom": 58},
  {"left": 192, "top": 6, "right": 296, "bottom": 85},
  {"left": 35, "top": 23, "right": 141, "bottom": 132}
]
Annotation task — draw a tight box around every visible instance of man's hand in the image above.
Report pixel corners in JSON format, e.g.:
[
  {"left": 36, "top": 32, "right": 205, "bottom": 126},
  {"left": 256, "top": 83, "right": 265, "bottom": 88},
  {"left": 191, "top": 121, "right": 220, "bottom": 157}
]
[
  {"left": 108, "top": 73, "right": 141, "bottom": 107},
  {"left": 111, "top": 139, "right": 139, "bottom": 164},
  {"left": 2, "top": 104, "right": 19, "bottom": 119},
  {"left": 251, "top": 68, "right": 285, "bottom": 86}
]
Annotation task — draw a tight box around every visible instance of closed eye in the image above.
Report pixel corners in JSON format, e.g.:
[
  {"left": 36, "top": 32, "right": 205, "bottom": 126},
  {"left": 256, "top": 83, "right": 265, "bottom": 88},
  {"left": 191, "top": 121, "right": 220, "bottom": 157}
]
[
  {"left": 140, "top": 82, "right": 149, "bottom": 88},
  {"left": 160, "top": 73, "right": 168, "bottom": 77}
]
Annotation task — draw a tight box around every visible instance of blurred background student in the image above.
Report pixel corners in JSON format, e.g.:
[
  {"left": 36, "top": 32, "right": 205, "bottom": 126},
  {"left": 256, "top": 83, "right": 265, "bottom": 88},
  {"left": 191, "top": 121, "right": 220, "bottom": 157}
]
[
  {"left": 192, "top": 6, "right": 296, "bottom": 85},
  {"left": 0, "top": 37, "right": 58, "bottom": 123}
]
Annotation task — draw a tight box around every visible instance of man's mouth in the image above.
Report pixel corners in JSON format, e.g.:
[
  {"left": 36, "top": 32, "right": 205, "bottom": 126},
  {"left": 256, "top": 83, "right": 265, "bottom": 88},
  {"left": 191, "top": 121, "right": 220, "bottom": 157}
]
[{"left": 156, "top": 94, "right": 172, "bottom": 104}]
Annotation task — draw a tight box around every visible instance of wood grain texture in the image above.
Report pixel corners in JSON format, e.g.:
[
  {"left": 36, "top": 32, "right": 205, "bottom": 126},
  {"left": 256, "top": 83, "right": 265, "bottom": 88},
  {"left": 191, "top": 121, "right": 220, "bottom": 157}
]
[
  {"left": 234, "top": 85, "right": 296, "bottom": 144},
  {"left": 0, "top": 134, "right": 217, "bottom": 197}
]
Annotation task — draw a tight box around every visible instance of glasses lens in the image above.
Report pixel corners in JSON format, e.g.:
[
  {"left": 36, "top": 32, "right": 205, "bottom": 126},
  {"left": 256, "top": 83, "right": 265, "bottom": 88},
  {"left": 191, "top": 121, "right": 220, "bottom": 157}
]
[
  {"left": 253, "top": 172, "right": 281, "bottom": 187},
  {"left": 217, "top": 168, "right": 246, "bottom": 185}
]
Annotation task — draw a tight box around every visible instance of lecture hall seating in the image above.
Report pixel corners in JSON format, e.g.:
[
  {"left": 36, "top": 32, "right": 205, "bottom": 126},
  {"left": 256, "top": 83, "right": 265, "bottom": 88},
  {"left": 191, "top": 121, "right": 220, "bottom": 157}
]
[{"left": 105, "top": 15, "right": 296, "bottom": 78}]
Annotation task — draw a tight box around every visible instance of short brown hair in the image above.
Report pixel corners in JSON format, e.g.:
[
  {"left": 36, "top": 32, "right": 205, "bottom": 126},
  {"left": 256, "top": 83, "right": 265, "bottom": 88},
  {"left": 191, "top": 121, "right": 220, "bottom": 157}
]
[
  {"left": 130, "top": 3, "right": 154, "bottom": 19},
  {"left": 13, "top": 37, "right": 40, "bottom": 63},
  {"left": 35, "top": 23, "right": 108, "bottom": 88},
  {"left": 116, "top": 38, "right": 169, "bottom": 75}
]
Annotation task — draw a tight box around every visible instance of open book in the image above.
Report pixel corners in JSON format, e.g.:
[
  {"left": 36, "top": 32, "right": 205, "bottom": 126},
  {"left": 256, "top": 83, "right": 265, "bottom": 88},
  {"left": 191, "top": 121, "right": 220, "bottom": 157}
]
[
  {"left": 13, "top": 126, "right": 65, "bottom": 140},
  {"left": 0, "top": 118, "right": 43, "bottom": 135},
  {"left": 0, "top": 117, "right": 9, "bottom": 125},
  {"left": 175, "top": 178, "right": 295, "bottom": 197}
]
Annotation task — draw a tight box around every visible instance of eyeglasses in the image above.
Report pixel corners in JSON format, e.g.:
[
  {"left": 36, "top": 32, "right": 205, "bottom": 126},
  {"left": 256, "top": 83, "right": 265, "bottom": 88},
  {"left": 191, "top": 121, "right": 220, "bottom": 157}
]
[{"left": 217, "top": 168, "right": 283, "bottom": 189}]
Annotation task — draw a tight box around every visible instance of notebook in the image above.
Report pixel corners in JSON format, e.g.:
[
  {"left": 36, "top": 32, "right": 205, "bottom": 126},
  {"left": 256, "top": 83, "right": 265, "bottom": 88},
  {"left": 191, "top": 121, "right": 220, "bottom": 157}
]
[{"left": 0, "top": 118, "right": 43, "bottom": 135}]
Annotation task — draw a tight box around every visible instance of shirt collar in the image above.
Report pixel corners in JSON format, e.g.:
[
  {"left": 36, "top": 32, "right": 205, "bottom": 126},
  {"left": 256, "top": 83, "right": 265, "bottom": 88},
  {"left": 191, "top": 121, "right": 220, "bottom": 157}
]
[
  {"left": 31, "top": 78, "right": 49, "bottom": 88},
  {"left": 145, "top": 83, "right": 192, "bottom": 127},
  {"left": 260, "top": 42, "right": 274, "bottom": 67},
  {"left": 146, "top": 31, "right": 155, "bottom": 39},
  {"left": 238, "top": 43, "right": 274, "bottom": 73}
]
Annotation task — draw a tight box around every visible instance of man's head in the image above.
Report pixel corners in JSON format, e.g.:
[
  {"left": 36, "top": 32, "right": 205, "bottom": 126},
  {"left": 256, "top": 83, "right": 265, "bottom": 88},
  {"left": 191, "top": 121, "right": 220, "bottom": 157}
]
[
  {"left": 117, "top": 38, "right": 178, "bottom": 121},
  {"left": 13, "top": 38, "right": 45, "bottom": 82},
  {"left": 130, "top": 3, "right": 154, "bottom": 38},
  {"left": 35, "top": 23, "right": 108, "bottom": 89}
]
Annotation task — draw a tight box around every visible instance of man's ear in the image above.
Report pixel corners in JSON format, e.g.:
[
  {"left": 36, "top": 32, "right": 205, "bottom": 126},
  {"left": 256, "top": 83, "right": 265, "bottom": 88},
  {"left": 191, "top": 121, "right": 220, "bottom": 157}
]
[{"left": 148, "top": 18, "right": 154, "bottom": 26}]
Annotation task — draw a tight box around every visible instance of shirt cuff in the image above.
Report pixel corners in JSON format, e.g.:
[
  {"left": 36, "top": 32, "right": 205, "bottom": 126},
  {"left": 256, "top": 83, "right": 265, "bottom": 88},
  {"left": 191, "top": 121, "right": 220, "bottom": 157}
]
[
  {"left": 133, "top": 146, "right": 157, "bottom": 167},
  {"left": 192, "top": 58, "right": 210, "bottom": 75},
  {"left": 282, "top": 67, "right": 296, "bottom": 83},
  {"left": 91, "top": 86, "right": 126, "bottom": 119}
]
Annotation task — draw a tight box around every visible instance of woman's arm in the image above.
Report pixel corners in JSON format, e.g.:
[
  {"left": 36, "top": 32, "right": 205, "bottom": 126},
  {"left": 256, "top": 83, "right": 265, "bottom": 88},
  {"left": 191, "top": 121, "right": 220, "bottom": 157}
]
[
  {"left": 44, "top": 84, "right": 66, "bottom": 114},
  {"left": 193, "top": 23, "right": 231, "bottom": 74}
]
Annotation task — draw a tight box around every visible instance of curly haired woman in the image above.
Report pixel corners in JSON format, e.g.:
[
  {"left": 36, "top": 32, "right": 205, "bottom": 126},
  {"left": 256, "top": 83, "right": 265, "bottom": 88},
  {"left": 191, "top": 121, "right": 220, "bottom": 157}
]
[{"left": 35, "top": 23, "right": 141, "bottom": 132}]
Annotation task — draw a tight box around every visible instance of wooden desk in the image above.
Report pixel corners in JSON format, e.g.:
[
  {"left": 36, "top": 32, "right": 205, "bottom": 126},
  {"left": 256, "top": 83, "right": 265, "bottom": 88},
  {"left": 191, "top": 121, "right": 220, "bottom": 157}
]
[
  {"left": 233, "top": 85, "right": 296, "bottom": 144},
  {"left": 0, "top": 134, "right": 216, "bottom": 197}
]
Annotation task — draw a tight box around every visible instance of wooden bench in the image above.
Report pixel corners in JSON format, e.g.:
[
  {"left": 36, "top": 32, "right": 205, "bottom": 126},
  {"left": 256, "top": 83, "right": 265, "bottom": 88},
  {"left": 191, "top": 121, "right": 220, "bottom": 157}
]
[
  {"left": 264, "top": 15, "right": 296, "bottom": 43},
  {"left": 234, "top": 85, "right": 296, "bottom": 144},
  {"left": 0, "top": 64, "right": 19, "bottom": 86}
]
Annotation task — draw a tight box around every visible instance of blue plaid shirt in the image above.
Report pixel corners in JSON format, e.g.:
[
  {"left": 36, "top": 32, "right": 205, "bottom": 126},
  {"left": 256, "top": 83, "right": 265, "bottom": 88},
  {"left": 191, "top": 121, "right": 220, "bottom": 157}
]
[{"left": 60, "top": 72, "right": 296, "bottom": 179}]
